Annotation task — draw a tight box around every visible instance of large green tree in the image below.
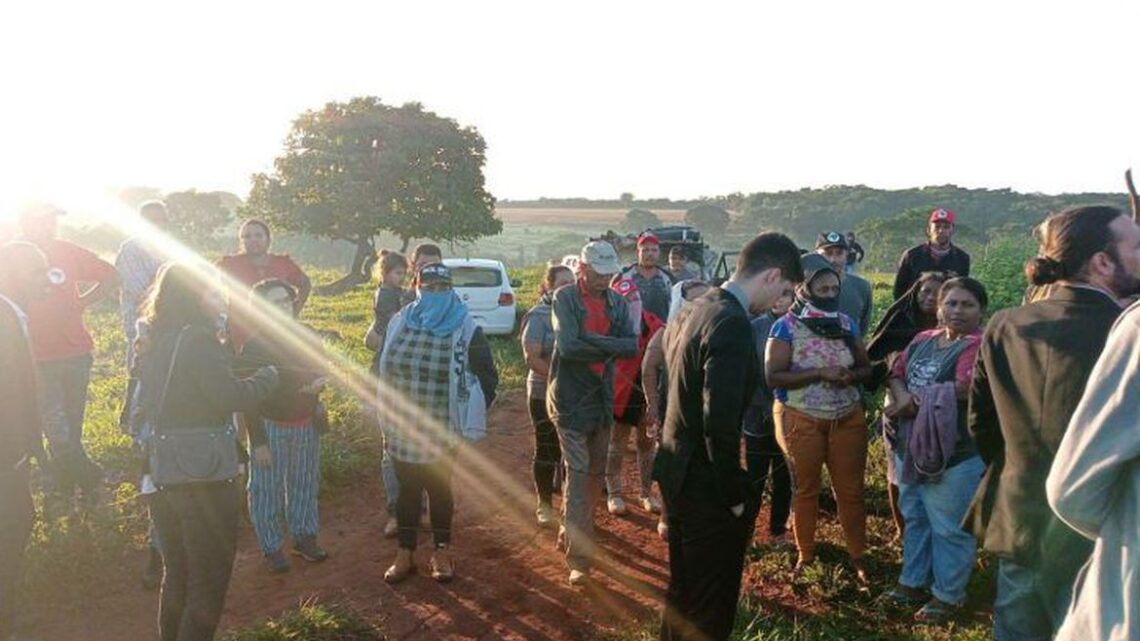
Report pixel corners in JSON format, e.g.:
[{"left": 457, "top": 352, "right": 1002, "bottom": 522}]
[{"left": 245, "top": 97, "right": 501, "bottom": 290}]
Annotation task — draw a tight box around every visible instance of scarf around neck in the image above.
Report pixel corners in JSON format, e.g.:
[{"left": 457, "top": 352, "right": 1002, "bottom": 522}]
[{"left": 405, "top": 290, "right": 467, "bottom": 337}]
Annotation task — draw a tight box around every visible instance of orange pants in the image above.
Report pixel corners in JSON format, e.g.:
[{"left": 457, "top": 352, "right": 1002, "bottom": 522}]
[{"left": 774, "top": 403, "right": 868, "bottom": 562}]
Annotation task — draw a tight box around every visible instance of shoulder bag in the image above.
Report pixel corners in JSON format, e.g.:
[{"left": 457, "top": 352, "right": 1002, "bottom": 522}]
[{"left": 148, "top": 326, "right": 241, "bottom": 487}]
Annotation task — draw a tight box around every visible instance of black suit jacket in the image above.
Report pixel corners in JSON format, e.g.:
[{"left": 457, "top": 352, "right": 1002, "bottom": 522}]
[
  {"left": 656, "top": 287, "right": 758, "bottom": 510},
  {"left": 967, "top": 285, "right": 1120, "bottom": 572},
  {"left": 0, "top": 297, "right": 42, "bottom": 471}
]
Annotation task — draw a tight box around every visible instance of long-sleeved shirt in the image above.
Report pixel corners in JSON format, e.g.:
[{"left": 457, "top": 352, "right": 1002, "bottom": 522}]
[
  {"left": 657, "top": 284, "right": 759, "bottom": 510},
  {"left": 892, "top": 243, "right": 971, "bottom": 301},
  {"left": 641, "top": 327, "right": 666, "bottom": 427},
  {"left": 116, "top": 236, "right": 167, "bottom": 344},
  {"left": 546, "top": 282, "right": 638, "bottom": 433},
  {"left": 140, "top": 325, "right": 278, "bottom": 431},
  {"left": 1047, "top": 305, "right": 1140, "bottom": 641},
  {"left": 743, "top": 312, "right": 779, "bottom": 437},
  {"left": 839, "top": 273, "right": 873, "bottom": 338}
]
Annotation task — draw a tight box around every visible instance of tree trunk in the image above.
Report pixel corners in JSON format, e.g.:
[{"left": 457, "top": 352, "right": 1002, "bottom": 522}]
[
  {"left": 1127, "top": 169, "right": 1139, "bottom": 224},
  {"left": 399, "top": 236, "right": 410, "bottom": 253},
  {"left": 316, "top": 235, "right": 376, "bottom": 295}
]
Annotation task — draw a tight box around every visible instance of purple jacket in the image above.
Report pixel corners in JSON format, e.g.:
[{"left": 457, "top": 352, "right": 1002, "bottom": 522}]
[{"left": 900, "top": 381, "right": 958, "bottom": 485}]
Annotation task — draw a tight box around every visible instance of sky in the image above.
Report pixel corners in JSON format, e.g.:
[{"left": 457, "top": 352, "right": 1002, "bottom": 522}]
[{"left": 1, "top": 0, "right": 1138, "bottom": 218}]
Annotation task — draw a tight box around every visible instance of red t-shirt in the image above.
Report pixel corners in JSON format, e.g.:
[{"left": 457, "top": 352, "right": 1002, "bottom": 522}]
[
  {"left": 25, "top": 239, "right": 117, "bottom": 362},
  {"left": 215, "top": 253, "right": 307, "bottom": 290},
  {"left": 579, "top": 280, "right": 611, "bottom": 377},
  {"left": 216, "top": 253, "right": 308, "bottom": 347}
]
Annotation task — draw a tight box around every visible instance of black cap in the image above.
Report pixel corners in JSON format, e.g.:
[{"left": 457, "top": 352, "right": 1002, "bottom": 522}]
[
  {"left": 815, "top": 231, "right": 848, "bottom": 250},
  {"left": 418, "top": 263, "right": 452, "bottom": 286}
]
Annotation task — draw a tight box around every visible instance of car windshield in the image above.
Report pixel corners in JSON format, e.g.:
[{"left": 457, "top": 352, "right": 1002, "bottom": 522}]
[{"left": 449, "top": 266, "right": 502, "bottom": 288}]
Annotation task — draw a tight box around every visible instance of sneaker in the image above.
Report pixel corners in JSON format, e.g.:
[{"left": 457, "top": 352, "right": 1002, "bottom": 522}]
[
  {"left": 536, "top": 503, "right": 556, "bottom": 529},
  {"left": 384, "top": 549, "right": 414, "bottom": 584},
  {"left": 293, "top": 537, "right": 329, "bottom": 563},
  {"left": 638, "top": 495, "right": 662, "bottom": 514},
  {"left": 265, "top": 549, "right": 290, "bottom": 574},
  {"left": 383, "top": 518, "right": 399, "bottom": 539},
  {"left": 568, "top": 569, "right": 589, "bottom": 586},
  {"left": 607, "top": 496, "right": 628, "bottom": 516},
  {"left": 141, "top": 547, "right": 163, "bottom": 590}
]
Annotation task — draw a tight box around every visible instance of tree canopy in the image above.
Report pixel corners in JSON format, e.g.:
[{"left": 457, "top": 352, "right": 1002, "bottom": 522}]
[
  {"left": 685, "top": 204, "right": 731, "bottom": 238},
  {"left": 165, "top": 189, "right": 234, "bottom": 243},
  {"left": 244, "top": 96, "right": 501, "bottom": 288},
  {"left": 624, "top": 208, "right": 661, "bottom": 232}
]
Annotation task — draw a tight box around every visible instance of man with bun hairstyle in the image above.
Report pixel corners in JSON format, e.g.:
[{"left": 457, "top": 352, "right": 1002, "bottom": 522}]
[
  {"left": 967, "top": 205, "right": 1140, "bottom": 641},
  {"left": 892, "top": 208, "right": 971, "bottom": 301}
]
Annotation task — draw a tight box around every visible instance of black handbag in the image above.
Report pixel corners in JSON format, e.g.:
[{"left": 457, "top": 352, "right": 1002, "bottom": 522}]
[{"left": 148, "top": 326, "right": 240, "bottom": 488}]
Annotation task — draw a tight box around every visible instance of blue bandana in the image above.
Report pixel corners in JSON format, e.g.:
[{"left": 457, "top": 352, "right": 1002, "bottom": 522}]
[{"left": 404, "top": 290, "right": 467, "bottom": 337}]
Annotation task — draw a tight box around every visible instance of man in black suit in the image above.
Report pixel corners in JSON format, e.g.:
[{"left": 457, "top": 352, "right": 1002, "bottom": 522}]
[
  {"left": 656, "top": 232, "right": 804, "bottom": 641},
  {"left": 968, "top": 205, "right": 1140, "bottom": 641},
  {"left": 0, "top": 241, "right": 51, "bottom": 641}
]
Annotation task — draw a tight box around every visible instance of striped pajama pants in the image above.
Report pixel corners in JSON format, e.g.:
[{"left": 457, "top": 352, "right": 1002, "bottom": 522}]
[{"left": 248, "top": 420, "right": 321, "bottom": 554}]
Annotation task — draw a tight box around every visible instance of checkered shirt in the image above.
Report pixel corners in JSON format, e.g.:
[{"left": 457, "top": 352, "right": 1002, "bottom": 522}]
[{"left": 380, "top": 327, "right": 455, "bottom": 464}]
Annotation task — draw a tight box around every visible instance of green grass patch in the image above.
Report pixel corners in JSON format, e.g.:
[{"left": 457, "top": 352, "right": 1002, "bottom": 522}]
[{"left": 221, "top": 601, "right": 384, "bottom": 641}]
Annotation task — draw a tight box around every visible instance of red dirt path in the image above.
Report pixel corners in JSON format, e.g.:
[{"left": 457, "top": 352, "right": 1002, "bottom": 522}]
[{"left": 38, "top": 391, "right": 676, "bottom": 641}]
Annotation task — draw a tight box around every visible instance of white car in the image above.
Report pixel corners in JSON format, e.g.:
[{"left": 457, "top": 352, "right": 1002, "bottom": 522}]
[{"left": 442, "top": 258, "right": 519, "bottom": 335}]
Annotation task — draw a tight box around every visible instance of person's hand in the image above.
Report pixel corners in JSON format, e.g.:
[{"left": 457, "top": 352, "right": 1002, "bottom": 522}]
[
  {"left": 889, "top": 390, "right": 919, "bottom": 419},
  {"left": 299, "top": 376, "right": 329, "bottom": 395},
  {"left": 253, "top": 445, "right": 272, "bottom": 468},
  {"left": 256, "top": 365, "right": 280, "bottom": 387},
  {"left": 818, "top": 367, "right": 848, "bottom": 384}
]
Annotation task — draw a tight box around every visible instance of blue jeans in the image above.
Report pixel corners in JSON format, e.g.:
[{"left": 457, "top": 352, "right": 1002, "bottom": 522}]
[
  {"left": 38, "top": 354, "right": 101, "bottom": 495},
  {"left": 896, "top": 454, "right": 984, "bottom": 605},
  {"left": 994, "top": 558, "right": 1074, "bottom": 641},
  {"left": 248, "top": 421, "right": 321, "bottom": 554}
]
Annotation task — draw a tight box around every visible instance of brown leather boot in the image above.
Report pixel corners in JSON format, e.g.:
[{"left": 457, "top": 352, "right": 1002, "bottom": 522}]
[
  {"left": 384, "top": 549, "right": 414, "bottom": 584},
  {"left": 429, "top": 545, "right": 454, "bottom": 583}
]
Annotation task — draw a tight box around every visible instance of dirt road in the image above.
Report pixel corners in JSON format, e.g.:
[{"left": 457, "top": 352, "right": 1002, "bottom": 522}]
[{"left": 40, "top": 391, "right": 671, "bottom": 640}]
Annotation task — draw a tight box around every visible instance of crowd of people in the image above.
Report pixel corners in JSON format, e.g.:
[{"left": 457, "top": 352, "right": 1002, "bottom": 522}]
[{"left": 1, "top": 196, "right": 1139, "bottom": 641}]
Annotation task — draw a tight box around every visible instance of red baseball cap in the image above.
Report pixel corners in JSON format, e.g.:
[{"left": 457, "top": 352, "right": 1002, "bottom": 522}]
[
  {"left": 929, "top": 208, "right": 957, "bottom": 224},
  {"left": 637, "top": 232, "right": 660, "bottom": 247}
]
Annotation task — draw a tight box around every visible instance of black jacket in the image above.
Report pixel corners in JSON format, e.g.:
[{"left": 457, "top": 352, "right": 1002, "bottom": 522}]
[
  {"left": 0, "top": 298, "right": 42, "bottom": 470},
  {"left": 967, "top": 285, "right": 1120, "bottom": 573},
  {"left": 140, "top": 325, "right": 279, "bottom": 431},
  {"left": 892, "top": 244, "right": 971, "bottom": 300},
  {"left": 656, "top": 287, "right": 758, "bottom": 510}
]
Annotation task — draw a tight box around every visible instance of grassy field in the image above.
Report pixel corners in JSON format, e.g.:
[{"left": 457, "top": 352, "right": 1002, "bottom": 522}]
[{"left": 23, "top": 236, "right": 1033, "bottom": 639}]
